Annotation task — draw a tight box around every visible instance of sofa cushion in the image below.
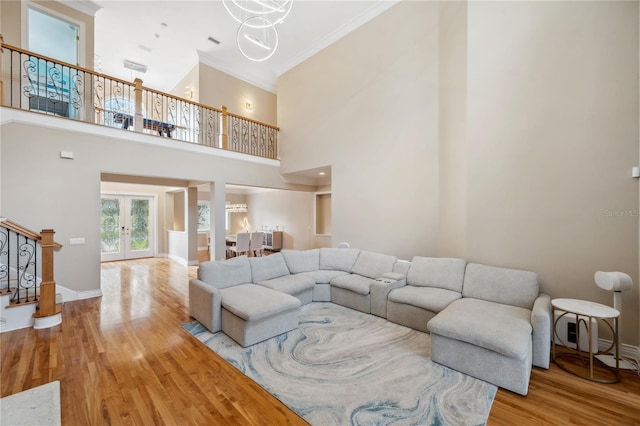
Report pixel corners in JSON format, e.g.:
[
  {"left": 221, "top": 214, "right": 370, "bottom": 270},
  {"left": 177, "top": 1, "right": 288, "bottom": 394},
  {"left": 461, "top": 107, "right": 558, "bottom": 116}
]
[
  {"left": 462, "top": 263, "right": 539, "bottom": 310},
  {"left": 299, "top": 269, "right": 349, "bottom": 284},
  {"left": 319, "top": 248, "right": 361, "bottom": 272},
  {"left": 281, "top": 249, "right": 320, "bottom": 274},
  {"left": 427, "top": 298, "right": 532, "bottom": 360},
  {"left": 407, "top": 257, "right": 466, "bottom": 292},
  {"left": 388, "top": 285, "right": 461, "bottom": 313},
  {"left": 220, "top": 284, "right": 300, "bottom": 321},
  {"left": 198, "top": 255, "right": 252, "bottom": 290},
  {"left": 249, "top": 252, "right": 290, "bottom": 283},
  {"left": 330, "top": 274, "right": 374, "bottom": 295},
  {"left": 351, "top": 251, "right": 397, "bottom": 279},
  {"left": 257, "top": 274, "right": 316, "bottom": 296}
]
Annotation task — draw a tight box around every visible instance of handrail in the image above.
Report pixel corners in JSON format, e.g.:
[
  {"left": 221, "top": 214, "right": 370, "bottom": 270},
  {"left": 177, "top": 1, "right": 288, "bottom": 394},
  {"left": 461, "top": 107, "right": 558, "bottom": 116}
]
[
  {"left": 0, "top": 39, "right": 279, "bottom": 159},
  {"left": 0, "top": 42, "right": 132, "bottom": 86},
  {"left": 227, "top": 110, "right": 280, "bottom": 131},
  {"left": 0, "top": 217, "right": 63, "bottom": 249}
]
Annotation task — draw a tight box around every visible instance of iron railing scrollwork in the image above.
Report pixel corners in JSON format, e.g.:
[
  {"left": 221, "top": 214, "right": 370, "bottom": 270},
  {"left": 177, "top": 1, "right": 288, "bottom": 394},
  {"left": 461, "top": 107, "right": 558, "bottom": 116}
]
[
  {"left": 228, "top": 114, "right": 277, "bottom": 159},
  {"left": 1, "top": 41, "right": 278, "bottom": 160},
  {"left": 0, "top": 226, "right": 39, "bottom": 304}
]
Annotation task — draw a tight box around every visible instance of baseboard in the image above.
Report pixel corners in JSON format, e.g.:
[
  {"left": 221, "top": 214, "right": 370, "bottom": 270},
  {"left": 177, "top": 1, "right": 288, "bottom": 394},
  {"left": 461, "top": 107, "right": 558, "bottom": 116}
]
[
  {"left": 167, "top": 254, "right": 188, "bottom": 266},
  {"left": 598, "top": 338, "right": 640, "bottom": 364},
  {"left": 56, "top": 285, "right": 103, "bottom": 302}
]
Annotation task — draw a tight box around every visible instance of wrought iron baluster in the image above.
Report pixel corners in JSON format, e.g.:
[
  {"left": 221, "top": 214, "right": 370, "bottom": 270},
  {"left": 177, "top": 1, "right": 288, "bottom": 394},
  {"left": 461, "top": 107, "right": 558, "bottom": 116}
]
[{"left": 0, "top": 228, "right": 8, "bottom": 294}]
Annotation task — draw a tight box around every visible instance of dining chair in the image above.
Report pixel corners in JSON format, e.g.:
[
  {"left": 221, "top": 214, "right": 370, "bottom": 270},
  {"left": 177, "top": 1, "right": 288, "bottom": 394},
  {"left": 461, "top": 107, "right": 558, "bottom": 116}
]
[
  {"left": 229, "top": 232, "right": 250, "bottom": 257},
  {"left": 250, "top": 232, "right": 265, "bottom": 257}
]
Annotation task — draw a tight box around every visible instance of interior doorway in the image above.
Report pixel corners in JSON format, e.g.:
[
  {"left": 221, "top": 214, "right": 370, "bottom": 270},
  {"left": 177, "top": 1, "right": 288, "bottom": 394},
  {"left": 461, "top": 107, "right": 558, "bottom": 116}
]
[{"left": 100, "top": 194, "right": 156, "bottom": 261}]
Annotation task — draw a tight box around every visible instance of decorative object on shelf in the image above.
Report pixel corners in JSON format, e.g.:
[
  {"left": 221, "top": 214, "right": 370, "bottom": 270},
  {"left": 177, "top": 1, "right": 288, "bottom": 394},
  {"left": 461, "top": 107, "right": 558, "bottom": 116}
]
[
  {"left": 226, "top": 203, "right": 248, "bottom": 213},
  {"left": 222, "top": 0, "right": 293, "bottom": 62},
  {"left": 594, "top": 271, "right": 637, "bottom": 370}
]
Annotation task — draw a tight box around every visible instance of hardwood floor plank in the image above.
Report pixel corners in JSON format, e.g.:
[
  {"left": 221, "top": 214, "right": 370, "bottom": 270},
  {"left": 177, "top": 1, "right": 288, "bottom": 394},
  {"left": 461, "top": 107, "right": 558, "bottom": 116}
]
[{"left": 1, "top": 257, "right": 638, "bottom": 425}]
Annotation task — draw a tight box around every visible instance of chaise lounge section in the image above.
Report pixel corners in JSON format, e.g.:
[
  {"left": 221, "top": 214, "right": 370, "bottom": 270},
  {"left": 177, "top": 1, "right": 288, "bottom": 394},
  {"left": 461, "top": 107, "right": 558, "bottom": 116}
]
[{"left": 426, "top": 263, "right": 551, "bottom": 395}]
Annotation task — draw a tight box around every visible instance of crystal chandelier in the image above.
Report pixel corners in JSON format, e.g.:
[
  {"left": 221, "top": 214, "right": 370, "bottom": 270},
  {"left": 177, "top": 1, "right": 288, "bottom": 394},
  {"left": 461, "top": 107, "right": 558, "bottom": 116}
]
[{"left": 222, "top": 0, "right": 293, "bottom": 62}]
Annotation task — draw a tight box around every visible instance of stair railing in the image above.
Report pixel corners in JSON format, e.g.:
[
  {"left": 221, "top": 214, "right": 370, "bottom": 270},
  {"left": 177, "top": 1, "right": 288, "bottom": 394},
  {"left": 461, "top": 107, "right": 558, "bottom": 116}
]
[{"left": 0, "top": 218, "right": 62, "bottom": 317}]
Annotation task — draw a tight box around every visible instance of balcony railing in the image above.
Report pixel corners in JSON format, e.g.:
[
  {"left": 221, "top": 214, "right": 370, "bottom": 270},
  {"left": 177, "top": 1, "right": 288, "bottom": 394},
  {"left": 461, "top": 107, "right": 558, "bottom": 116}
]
[{"left": 0, "top": 39, "right": 279, "bottom": 160}]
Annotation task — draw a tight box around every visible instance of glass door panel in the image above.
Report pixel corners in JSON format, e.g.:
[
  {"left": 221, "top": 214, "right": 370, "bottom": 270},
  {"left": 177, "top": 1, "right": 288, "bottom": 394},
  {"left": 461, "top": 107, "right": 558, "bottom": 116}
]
[{"left": 101, "top": 195, "right": 154, "bottom": 261}]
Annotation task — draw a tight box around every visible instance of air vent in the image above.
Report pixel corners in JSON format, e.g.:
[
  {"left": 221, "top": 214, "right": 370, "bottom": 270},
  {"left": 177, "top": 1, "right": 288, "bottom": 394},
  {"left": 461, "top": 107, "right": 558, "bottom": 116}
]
[
  {"left": 123, "top": 59, "right": 147, "bottom": 73},
  {"left": 208, "top": 36, "right": 221, "bottom": 45}
]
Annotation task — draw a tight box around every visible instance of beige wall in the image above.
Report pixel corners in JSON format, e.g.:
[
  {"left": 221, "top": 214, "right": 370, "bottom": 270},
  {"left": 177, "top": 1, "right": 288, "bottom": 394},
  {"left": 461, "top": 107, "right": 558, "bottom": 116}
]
[
  {"left": 277, "top": 1, "right": 639, "bottom": 346},
  {"left": 246, "top": 190, "right": 314, "bottom": 250},
  {"left": 437, "top": 1, "right": 468, "bottom": 258},
  {"left": 278, "top": 1, "right": 440, "bottom": 259},
  {"left": 197, "top": 64, "right": 277, "bottom": 125},
  {"left": 464, "top": 1, "right": 639, "bottom": 347}
]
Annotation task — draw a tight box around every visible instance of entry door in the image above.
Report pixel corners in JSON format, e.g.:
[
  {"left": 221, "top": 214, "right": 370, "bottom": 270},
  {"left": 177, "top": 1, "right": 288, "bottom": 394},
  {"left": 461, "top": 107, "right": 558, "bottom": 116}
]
[{"left": 101, "top": 195, "right": 155, "bottom": 261}]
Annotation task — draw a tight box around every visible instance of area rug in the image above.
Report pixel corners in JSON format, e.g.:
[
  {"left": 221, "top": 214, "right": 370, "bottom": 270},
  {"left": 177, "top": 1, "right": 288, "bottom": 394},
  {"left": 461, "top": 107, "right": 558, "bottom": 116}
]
[
  {"left": 182, "top": 302, "right": 497, "bottom": 426},
  {"left": 0, "top": 381, "right": 61, "bottom": 426}
]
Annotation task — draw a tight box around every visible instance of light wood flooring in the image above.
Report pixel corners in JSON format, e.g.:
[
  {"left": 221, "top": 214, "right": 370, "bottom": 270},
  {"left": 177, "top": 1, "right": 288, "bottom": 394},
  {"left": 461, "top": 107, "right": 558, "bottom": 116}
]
[{"left": 1, "top": 257, "right": 639, "bottom": 425}]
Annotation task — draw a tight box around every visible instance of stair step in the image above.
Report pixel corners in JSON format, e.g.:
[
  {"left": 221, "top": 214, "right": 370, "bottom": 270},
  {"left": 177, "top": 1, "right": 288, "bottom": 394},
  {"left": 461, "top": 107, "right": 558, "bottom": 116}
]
[{"left": 6, "top": 298, "right": 38, "bottom": 308}]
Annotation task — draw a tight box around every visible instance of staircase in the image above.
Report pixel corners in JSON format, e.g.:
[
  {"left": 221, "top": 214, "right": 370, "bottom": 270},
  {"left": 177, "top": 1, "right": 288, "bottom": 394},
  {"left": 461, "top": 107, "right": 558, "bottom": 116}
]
[{"left": 0, "top": 218, "right": 63, "bottom": 332}]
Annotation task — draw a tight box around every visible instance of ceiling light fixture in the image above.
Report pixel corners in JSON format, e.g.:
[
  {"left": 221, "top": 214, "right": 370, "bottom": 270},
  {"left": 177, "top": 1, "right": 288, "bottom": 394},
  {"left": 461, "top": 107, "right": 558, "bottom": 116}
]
[
  {"left": 236, "top": 16, "right": 278, "bottom": 62},
  {"left": 123, "top": 59, "right": 147, "bottom": 73},
  {"left": 223, "top": 0, "right": 292, "bottom": 62},
  {"left": 226, "top": 203, "right": 248, "bottom": 213}
]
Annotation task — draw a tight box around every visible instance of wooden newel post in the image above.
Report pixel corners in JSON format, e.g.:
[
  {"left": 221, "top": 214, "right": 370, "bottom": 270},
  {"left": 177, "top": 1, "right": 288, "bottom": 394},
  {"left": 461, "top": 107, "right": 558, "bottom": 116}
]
[
  {"left": 134, "top": 78, "right": 144, "bottom": 133},
  {"left": 35, "top": 229, "right": 58, "bottom": 317},
  {"left": 220, "top": 105, "right": 228, "bottom": 150}
]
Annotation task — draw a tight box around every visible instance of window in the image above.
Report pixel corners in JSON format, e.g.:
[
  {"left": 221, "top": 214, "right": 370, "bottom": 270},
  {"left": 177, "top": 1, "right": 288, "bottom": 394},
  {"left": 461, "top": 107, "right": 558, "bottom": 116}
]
[{"left": 197, "top": 202, "right": 210, "bottom": 231}]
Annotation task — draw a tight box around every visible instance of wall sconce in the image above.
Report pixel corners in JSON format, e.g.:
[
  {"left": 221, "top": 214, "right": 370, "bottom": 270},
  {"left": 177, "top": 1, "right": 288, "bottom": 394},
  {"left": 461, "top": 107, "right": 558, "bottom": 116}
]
[
  {"left": 185, "top": 86, "right": 194, "bottom": 100},
  {"left": 245, "top": 98, "right": 254, "bottom": 113}
]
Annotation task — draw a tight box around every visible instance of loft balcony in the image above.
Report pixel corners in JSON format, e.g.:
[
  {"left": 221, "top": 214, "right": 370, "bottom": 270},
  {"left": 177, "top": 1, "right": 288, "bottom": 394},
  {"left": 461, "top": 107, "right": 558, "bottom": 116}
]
[{"left": 0, "top": 40, "right": 279, "bottom": 160}]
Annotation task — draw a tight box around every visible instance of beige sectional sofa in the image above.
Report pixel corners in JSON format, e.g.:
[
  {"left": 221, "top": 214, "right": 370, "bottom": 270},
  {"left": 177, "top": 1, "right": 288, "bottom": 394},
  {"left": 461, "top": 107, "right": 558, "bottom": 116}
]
[{"left": 189, "top": 248, "right": 551, "bottom": 395}]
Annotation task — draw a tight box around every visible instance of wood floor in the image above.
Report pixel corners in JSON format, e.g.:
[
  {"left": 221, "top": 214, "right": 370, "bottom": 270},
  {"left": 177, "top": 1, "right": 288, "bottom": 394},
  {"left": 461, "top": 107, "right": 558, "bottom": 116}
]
[{"left": 1, "top": 257, "right": 639, "bottom": 425}]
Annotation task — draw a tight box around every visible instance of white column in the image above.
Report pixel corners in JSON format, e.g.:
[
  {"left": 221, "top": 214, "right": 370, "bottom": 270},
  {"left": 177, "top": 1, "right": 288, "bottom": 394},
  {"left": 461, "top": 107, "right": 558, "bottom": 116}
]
[{"left": 211, "top": 181, "right": 227, "bottom": 261}]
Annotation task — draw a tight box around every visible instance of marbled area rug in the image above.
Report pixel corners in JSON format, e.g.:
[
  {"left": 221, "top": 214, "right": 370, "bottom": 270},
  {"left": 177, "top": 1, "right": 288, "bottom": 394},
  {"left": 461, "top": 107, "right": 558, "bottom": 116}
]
[{"left": 183, "top": 303, "right": 496, "bottom": 426}]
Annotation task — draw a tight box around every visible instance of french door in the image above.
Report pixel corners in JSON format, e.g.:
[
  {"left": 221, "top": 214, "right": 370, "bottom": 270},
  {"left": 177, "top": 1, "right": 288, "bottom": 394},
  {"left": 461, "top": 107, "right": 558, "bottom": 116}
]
[{"left": 101, "top": 195, "right": 155, "bottom": 261}]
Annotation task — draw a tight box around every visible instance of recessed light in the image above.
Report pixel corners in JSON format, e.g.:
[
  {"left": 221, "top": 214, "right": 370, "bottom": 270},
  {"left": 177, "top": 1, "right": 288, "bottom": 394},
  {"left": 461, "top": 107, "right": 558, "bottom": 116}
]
[{"left": 319, "top": 172, "right": 326, "bottom": 176}]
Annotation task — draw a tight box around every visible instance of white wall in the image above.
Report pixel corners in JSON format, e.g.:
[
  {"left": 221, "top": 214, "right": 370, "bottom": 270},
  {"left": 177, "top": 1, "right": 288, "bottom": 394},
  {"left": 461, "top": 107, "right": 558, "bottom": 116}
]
[
  {"left": 246, "top": 190, "right": 314, "bottom": 250},
  {"left": 1, "top": 112, "right": 312, "bottom": 293}
]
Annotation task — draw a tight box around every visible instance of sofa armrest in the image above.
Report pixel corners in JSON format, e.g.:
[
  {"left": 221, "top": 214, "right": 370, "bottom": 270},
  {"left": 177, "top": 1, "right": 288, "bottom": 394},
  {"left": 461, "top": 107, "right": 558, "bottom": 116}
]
[
  {"left": 531, "top": 293, "right": 551, "bottom": 369},
  {"left": 189, "top": 278, "right": 222, "bottom": 333},
  {"left": 382, "top": 272, "right": 406, "bottom": 281},
  {"left": 370, "top": 276, "right": 407, "bottom": 318}
]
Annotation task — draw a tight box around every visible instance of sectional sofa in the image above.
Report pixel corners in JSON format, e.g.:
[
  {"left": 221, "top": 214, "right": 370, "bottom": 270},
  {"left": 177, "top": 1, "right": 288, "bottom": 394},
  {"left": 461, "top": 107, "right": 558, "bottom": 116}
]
[{"left": 189, "top": 248, "right": 551, "bottom": 396}]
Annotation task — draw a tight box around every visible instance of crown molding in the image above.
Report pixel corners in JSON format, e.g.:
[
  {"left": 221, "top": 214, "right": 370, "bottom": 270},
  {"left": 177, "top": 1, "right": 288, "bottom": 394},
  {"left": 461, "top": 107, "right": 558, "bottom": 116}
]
[
  {"left": 60, "top": 0, "right": 103, "bottom": 16},
  {"left": 274, "top": 0, "right": 400, "bottom": 77},
  {"left": 197, "top": 50, "right": 277, "bottom": 94}
]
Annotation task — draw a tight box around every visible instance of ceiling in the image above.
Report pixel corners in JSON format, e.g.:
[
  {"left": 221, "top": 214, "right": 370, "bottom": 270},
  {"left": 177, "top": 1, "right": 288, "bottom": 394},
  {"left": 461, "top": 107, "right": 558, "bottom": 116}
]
[{"left": 91, "top": 0, "right": 399, "bottom": 93}]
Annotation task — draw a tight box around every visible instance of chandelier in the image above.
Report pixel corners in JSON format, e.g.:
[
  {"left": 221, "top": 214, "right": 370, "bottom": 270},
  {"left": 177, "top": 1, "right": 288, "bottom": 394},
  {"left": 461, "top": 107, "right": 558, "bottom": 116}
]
[
  {"left": 226, "top": 203, "right": 248, "bottom": 213},
  {"left": 222, "top": 0, "right": 293, "bottom": 62}
]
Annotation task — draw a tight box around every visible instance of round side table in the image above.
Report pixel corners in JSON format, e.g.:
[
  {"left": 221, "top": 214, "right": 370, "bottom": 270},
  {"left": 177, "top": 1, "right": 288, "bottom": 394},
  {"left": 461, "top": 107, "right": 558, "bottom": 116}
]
[{"left": 551, "top": 298, "right": 620, "bottom": 383}]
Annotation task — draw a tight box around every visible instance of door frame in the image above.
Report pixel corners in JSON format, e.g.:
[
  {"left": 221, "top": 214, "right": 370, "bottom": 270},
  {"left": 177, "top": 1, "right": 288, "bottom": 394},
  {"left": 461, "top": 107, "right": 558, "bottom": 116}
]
[
  {"left": 23, "top": 1, "right": 86, "bottom": 67},
  {"left": 100, "top": 192, "right": 158, "bottom": 262}
]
